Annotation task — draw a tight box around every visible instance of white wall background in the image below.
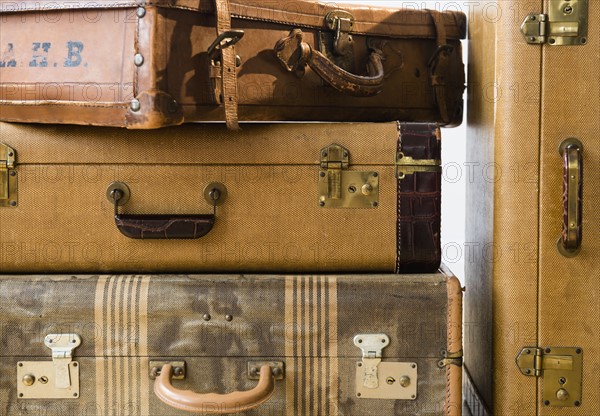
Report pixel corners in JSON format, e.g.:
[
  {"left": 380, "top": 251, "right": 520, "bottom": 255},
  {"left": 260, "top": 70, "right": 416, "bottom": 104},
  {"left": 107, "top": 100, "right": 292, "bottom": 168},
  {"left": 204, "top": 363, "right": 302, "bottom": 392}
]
[{"left": 357, "top": 1, "right": 469, "bottom": 282}]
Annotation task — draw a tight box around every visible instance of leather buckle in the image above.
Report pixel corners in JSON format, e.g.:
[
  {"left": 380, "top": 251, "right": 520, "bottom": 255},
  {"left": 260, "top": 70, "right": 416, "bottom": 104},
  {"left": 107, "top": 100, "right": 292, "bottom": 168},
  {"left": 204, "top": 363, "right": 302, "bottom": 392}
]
[{"left": 208, "top": 30, "right": 245, "bottom": 58}]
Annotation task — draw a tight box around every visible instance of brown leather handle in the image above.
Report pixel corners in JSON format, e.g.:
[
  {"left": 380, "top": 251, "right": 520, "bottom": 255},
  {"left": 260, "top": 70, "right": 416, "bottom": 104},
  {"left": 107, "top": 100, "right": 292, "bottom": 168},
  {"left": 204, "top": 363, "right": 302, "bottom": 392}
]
[
  {"left": 154, "top": 364, "right": 275, "bottom": 414},
  {"left": 108, "top": 182, "right": 222, "bottom": 240},
  {"left": 558, "top": 138, "right": 583, "bottom": 257},
  {"left": 115, "top": 214, "right": 215, "bottom": 240},
  {"left": 275, "top": 29, "right": 384, "bottom": 97}
]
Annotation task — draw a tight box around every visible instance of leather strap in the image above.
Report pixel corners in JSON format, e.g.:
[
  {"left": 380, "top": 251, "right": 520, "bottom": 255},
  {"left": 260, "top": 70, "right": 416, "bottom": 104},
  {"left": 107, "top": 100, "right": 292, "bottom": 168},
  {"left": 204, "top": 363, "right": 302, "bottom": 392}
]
[
  {"left": 214, "top": 0, "right": 240, "bottom": 130},
  {"left": 396, "top": 123, "right": 442, "bottom": 273},
  {"left": 428, "top": 10, "right": 452, "bottom": 124}
]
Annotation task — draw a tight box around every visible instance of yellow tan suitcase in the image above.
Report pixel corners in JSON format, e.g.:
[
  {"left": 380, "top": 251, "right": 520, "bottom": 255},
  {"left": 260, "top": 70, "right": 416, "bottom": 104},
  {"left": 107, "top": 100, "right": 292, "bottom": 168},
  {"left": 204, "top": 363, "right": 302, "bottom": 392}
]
[{"left": 464, "top": 1, "right": 599, "bottom": 414}]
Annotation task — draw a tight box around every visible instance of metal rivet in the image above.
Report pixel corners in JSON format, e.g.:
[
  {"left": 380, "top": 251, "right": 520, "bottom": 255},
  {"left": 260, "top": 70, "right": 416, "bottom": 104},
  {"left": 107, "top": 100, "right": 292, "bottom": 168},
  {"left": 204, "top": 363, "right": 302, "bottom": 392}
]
[
  {"left": 18, "top": 363, "right": 23, "bottom": 367},
  {"left": 531, "top": 15, "right": 537, "bottom": 21},
  {"left": 525, "top": 349, "right": 531, "bottom": 354},
  {"left": 361, "top": 184, "right": 372, "bottom": 196},
  {"left": 73, "top": 362, "right": 78, "bottom": 367},
  {"left": 525, "top": 369, "right": 531, "bottom": 375},
  {"left": 73, "top": 393, "right": 78, "bottom": 397},
  {"left": 22, "top": 374, "right": 35, "bottom": 386},
  {"left": 581, "top": 38, "right": 587, "bottom": 44},
  {"left": 343, "top": 151, "right": 349, "bottom": 158},
  {"left": 399, "top": 375, "right": 411, "bottom": 388},
  {"left": 18, "top": 393, "right": 23, "bottom": 398},
  {"left": 574, "top": 400, "right": 581, "bottom": 406},
  {"left": 411, "top": 364, "right": 416, "bottom": 369},
  {"left": 544, "top": 400, "right": 550, "bottom": 406},
  {"left": 549, "top": 38, "right": 556, "bottom": 45},
  {"left": 250, "top": 367, "right": 259, "bottom": 376},
  {"left": 173, "top": 367, "right": 184, "bottom": 377},
  {"left": 319, "top": 172, "right": 326, "bottom": 178},
  {"left": 530, "top": 37, "right": 536, "bottom": 42},
  {"left": 411, "top": 394, "right": 416, "bottom": 399},
  {"left": 272, "top": 367, "right": 282, "bottom": 377},
  {"left": 357, "top": 362, "right": 362, "bottom": 367},
  {"left": 322, "top": 151, "right": 328, "bottom": 157},
  {"left": 8, "top": 152, "right": 14, "bottom": 157},
  {"left": 372, "top": 172, "right": 378, "bottom": 177},
  {"left": 372, "top": 202, "right": 379, "bottom": 207},
  {"left": 236, "top": 55, "right": 242, "bottom": 67},
  {"left": 136, "top": 7, "right": 146, "bottom": 18},
  {"left": 168, "top": 100, "right": 179, "bottom": 114},
  {"left": 9, "top": 201, "right": 16, "bottom": 207},
  {"left": 319, "top": 201, "right": 325, "bottom": 207},
  {"left": 203, "top": 314, "right": 211, "bottom": 321},
  {"left": 545, "top": 348, "right": 551, "bottom": 353},
  {"left": 386, "top": 377, "right": 395, "bottom": 385},
  {"left": 576, "top": 348, "right": 582, "bottom": 354},
  {"left": 134, "top": 53, "right": 144, "bottom": 66},
  {"left": 130, "top": 99, "right": 141, "bottom": 112},
  {"left": 225, "top": 314, "right": 233, "bottom": 322},
  {"left": 356, "top": 393, "right": 361, "bottom": 397}
]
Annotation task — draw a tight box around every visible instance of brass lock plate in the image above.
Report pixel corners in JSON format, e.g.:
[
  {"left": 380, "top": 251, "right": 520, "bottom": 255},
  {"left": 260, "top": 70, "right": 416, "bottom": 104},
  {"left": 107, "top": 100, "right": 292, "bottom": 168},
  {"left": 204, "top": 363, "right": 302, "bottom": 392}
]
[
  {"left": 355, "top": 361, "right": 418, "bottom": 400},
  {"left": 318, "top": 170, "right": 379, "bottom": 209},
  {"left": 516, "top": 346, "right": 583, "bottom": 407},
  {"left": 521, "top": 0, "right": 588, "bottom": 45},
  {"left": 17, "top": 361, "right": 80, "bottom": 399}
]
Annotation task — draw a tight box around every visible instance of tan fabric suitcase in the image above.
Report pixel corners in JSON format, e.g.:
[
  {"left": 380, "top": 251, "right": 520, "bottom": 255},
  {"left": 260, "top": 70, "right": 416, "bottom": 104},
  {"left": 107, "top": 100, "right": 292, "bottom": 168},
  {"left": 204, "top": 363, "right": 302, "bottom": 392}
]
[
  {"left": 464, "top": 1, "right": 599, "bottom": 414},
  {"left": 0, "top": 122, "right": 442, "bottom": 273},
  {"left": 0, "top": 0, "right": 466, "bottom": 129},
  {"left": 0, "top": 271, "right": 463, "bottom": 415}
]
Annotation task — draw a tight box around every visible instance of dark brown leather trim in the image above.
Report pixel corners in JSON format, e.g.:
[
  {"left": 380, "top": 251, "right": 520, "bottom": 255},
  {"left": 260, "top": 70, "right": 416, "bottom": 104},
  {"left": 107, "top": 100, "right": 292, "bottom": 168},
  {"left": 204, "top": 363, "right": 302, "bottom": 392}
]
[
  {"left": 396, "top": 122, "right": 441, "bottom": 273},
  {"left": 115, "top": 214, "right": 215, "bottom": 239}
]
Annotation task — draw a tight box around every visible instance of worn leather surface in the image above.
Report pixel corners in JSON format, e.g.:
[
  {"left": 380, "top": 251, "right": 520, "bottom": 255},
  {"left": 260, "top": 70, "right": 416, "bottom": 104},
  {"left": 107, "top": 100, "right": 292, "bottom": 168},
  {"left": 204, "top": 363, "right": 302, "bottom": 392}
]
[
  {"left": 397, "top": 123, "right": 441, "bottom": 273},
  {"left": 0, "top": 1, "right": 465, "bottom": 128},
  {"left": 561, "top": 145, "right": 583, "bottom": 251},
  {"left": 0, "top": 272, "right": 460, "bottom": 415},
  {"left": 115, "top": 214, "right": 215, "bottom": 239}
]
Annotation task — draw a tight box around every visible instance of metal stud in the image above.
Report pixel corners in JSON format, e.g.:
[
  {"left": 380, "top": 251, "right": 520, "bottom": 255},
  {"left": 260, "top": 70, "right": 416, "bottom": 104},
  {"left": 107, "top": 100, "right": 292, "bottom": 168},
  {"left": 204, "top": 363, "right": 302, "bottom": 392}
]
[
  {"left": 134, "top": 53, "right": 144, "bottom": 66},
  {"left": 136, "top": 7, "right": 146, "bottom": 18},
  {"left": 225, "top": 314, "right": 233, "bottom": 322},
  {"left": 130, "top": 99, "right": 141, "bottom": 112},
  {"left": 203, "top": 314, "right": 211, "bottom": 321}
]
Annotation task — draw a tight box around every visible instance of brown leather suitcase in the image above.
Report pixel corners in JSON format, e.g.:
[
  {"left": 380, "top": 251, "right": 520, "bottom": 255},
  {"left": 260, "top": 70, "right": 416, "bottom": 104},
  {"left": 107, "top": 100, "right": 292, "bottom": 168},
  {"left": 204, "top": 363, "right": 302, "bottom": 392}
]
[
  {"left": 0, "top": 271, "right": 463, "bottom": 415},
  {"left": 463, "top": 1, "right": 599, "bottom": 415},
  {"left": 0, "top": 122, "right": 441, "bottom": 273},
  {"left": 0, "top": 0, "right": 466, "bottom": 129}
]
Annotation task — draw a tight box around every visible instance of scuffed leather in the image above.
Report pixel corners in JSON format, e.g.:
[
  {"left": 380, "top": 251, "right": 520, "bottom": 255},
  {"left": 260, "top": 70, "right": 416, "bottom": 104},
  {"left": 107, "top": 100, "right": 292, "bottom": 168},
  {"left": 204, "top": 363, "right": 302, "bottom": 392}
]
[
  {"left": 115, "top": 214, "right": 215, "bottom": 239},
  {"left": 397, "top": 123, "right": 441, "bottom": 273},
  {"left": 154, "top": 364, "right": 275, "bottom": 413}
]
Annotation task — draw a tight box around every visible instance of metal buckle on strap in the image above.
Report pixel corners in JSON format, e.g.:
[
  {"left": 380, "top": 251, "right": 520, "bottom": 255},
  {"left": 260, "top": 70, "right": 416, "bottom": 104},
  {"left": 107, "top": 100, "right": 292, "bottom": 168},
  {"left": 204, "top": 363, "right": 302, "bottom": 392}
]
[{"left": 208, "top": 30, "right": 245, "bottom": 57}]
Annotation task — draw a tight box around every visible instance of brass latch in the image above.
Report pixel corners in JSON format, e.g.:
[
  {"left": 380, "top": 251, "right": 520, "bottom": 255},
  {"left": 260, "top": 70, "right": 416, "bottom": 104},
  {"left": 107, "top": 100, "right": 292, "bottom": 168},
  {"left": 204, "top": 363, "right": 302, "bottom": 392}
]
[
  {"left": 318, "top": 144, "right": 379, "bottom": 209},
  {"left": 521, "top": 0, "right": 588, "bottom": 45},
  {"left": 0, "top": 143, "right": 17, "bottom": 207},
  {"left": 354, "top": 334, "right": 417, "bottom": 400},
  {"left": 516, "top": 346, "right": 583, "bottom": 407},
  {"left": 17, "top": 334, "right": 81, "bottom": 399},
  {"left": 396, "top": 152, "right": 441, "bottom": 179},
  {"left": 318, "top": 10, "right": 355, "bottom": 73}
]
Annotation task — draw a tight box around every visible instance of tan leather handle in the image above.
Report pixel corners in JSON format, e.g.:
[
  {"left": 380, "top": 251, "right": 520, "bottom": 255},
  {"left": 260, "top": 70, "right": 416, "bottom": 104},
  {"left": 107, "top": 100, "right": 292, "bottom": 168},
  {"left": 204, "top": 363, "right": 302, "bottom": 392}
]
[
  {"left": 154, "top": 364, "right": 275, "bottom": 414},
  {"left": 275, "top": 29, "right": 384, "bottom": 97}
]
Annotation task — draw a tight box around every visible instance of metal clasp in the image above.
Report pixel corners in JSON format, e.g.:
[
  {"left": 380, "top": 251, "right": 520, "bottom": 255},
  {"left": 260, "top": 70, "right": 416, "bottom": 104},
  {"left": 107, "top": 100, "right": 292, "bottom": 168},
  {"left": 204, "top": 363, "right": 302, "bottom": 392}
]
[
  {"left": 354, "top": 334, "right": 389, "bottom": 389},
  {"left": 208, "top": 30, "right": 245, "bottom": 57},
  {"left": 44, "top": 334, "right": 82, "bottom": 389},
  {"left": 0, "top": 143, "right": 17, "bottom": 207},
  {"left": 396, "top": 152, "right": 441, "bottom": 179},
  {"left": 521, "top": 0, "right": 588, "bottom": 45}
]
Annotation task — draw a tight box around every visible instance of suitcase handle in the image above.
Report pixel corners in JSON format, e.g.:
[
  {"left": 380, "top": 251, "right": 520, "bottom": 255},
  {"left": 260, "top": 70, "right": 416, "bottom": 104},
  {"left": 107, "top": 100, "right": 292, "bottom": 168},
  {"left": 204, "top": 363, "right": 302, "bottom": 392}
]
[
  {"left": 154, "top": 364, "right": 275, "bottom": 414},
  {"left": 107, "top": 182, "right": 226, "bottom": 240},
  {"left": 275, "top": 29, "right": 384, "bottom": 97},
  {"left": 558, "top": 139, "right": 583, "bottom": 257}
]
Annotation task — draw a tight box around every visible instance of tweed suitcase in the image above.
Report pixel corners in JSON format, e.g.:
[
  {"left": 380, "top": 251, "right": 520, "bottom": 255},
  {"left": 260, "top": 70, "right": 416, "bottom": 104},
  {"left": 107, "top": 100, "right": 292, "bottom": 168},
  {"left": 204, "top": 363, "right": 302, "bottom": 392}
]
[
  {"left": 0, "top": 271, "right": 462, "bottom": 415},
  {"left": 0, "top": 0, "right": 466, "bottom": 129},
  {"left": 0, "top": 122, "right": 441, "bottom": 273},
  {"left": 463, "top": 1, "right": 600, "bottom": 415}
]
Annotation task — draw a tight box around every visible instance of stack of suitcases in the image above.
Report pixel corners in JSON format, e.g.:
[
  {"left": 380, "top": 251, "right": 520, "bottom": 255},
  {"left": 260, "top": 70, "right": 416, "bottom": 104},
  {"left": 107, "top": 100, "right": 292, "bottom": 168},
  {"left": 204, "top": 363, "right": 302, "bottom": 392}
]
[{"left": 0, "top": 1, "right": 467, "bottom": 415}]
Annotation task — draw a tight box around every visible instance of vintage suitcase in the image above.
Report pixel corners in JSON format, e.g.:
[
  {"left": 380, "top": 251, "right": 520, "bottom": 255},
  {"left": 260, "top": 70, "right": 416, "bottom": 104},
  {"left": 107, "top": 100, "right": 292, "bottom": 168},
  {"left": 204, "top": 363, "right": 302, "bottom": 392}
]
[
  {"left": 0, "top": 271, "right": 463, "bottom": 415},
  {"left": 0, "top": 0, "right": 466, "bottom": 129},
  {"left": 464, "top": 1, "right": 600, "bottom": 415},
  {"left": 0, "top": 122, "right": 441, "bottom": 273}
]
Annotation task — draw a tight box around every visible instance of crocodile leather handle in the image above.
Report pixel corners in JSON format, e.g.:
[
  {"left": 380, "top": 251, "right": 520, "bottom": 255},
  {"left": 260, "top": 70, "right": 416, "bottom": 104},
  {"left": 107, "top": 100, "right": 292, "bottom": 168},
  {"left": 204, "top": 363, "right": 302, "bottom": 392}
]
[
  {"left": 154, "top": 364, "right": 275, "bottom": 414},
  {"left": 108, "top": 182, "right": 223, "bottom": 240},
  {"left": 558, "top": 138, "right": 583, "bottom": 257},
  {"left": 275, "top": 29, "right": 384, "bottom": 97}
]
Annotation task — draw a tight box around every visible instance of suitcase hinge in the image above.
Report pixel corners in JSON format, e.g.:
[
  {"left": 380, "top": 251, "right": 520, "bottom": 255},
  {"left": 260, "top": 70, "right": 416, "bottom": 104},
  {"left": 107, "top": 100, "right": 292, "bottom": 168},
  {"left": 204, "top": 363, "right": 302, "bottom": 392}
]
[
  {"left": 354, "top": 334, "right": 418, "bottom": 400},
  {"left": 396, "top": 152, "right": 441, "bottom": 179},
  {"left": 516, "top": 346, "right": 583, "bottom": 407},
  {"left": 17, "top": 334, "right": 81, "bottom": 399},
  {"left": 318, "top": 144, "right": 379, "bottom": 209},
  {"left": 521, "top": 0, "right": 588, "bottom": 46},
  {"left": 0, "top": 143, "right": 17, "bottom": 208}
]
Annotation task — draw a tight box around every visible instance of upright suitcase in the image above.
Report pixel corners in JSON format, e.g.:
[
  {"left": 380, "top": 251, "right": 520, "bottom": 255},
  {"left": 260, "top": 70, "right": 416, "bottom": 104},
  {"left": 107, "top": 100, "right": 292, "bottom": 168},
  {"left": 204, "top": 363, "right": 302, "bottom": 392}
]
[
  {"left": 0, "top": 0, "right": 466, "bottom": 129},
  {"left": 0, "top": 122, "right": 442, "bottom": 274},
  {"left": 464, "top": 1, "right": 599, "bottom": 414},
  {"left": 0, "top": 271, "right": 463, "bottom": 415}
]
